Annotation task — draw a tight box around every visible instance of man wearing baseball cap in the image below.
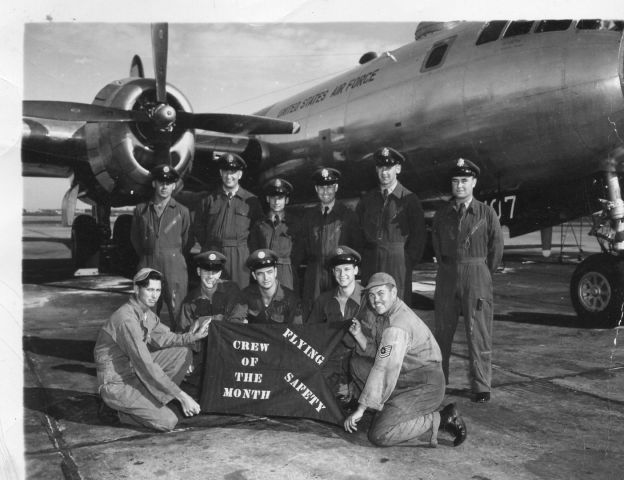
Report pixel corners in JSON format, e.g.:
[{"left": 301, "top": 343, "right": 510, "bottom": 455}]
[
  {"left": 432, "top": 158, "right": 503, "bottom": 403},
  {"left": 193, "top": 153, "right": 263, "bottom": 289},
  {"left": 344, "top": 272, "right": 467, "bottom": 448},
  {"left": 94, "top": 268, "right": 210, "bottom": 431},
  {"left": 130, "top": 165, "right": 191, "bottom": 330}
]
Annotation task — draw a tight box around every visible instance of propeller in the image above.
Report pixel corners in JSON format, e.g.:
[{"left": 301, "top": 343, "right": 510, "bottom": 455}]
[
  {"left": 23, "top": 101, "right": 150, "bottom": 123},
  {"left": 150, "top": 23, "right": 172, "bottom": 165},
  {"left": 177, "top": 112, "right": 301, "bottom": 135}
]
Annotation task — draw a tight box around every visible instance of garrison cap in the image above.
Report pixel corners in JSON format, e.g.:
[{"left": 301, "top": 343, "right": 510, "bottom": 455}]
[
  {"left": 312, "top": 167, "right": 341, "bottom": 185},
  {"left": 364, "top": 272, "right": 397, "bottom": 290},
  {"left": 133, "top": 267, "right": 162, "bottom": 283},
  {"left": 151, "top": 165, "right": 180, "bottom": 182},
  {"left": 329, "top": 245, "right": 361, "bottom": 268},
  {"left": 194, "top": 251, "right": 226, "bottom": 270},
  {"left": 263, "top": 178, "right": 294, "bottom": 197},
  {"left": 374, "top": 147, "right": 405, "bottom": 167},
  {"left": 217, "top": 153, "right": 247, "bottom": 171},
  {"left": 449, "top": 158, "right": 480, "bottom": 178},
  {"left": 246, "top": 249, "right": 279, "bottom": 271}
]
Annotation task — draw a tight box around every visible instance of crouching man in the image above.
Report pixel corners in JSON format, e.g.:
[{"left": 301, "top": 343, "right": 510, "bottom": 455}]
[
  {"left": 94, "top": 268, "right": 210, "bottom": 432},
  {"left": 344, "top": 272, "right": 467, "bottom": 447}
]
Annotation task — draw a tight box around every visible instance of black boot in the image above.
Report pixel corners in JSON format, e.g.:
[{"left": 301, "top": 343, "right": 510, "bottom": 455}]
[
  {"left": 439, "top": 403, "right": 467, "bottom": 446},
  {"left": 97, "top": 397, "right": 120, "bottom": 426}
]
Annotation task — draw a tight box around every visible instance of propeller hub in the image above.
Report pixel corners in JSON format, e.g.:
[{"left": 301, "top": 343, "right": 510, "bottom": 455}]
[{"left": 152, "top": 103, "right": 176, "bottom": 130}]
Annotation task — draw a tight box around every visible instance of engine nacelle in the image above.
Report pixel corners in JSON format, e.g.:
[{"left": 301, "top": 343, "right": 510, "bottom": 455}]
[{"left": 84, "top": 77, "right": 194, "bottom": 206}]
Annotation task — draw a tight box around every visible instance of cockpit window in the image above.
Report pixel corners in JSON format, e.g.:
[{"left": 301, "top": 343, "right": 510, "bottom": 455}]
[
  {"left": 577, "top": 19, "right": 624, "bottom": 31},
  {"left": 503, "top": 21, "right": 534, "bottom": 38},
  {"left": 535, "top": 20, "right": 572, "bottom": 33},
  {"left": 421, "top": 37, "right": 455, "bottom": 71},
  {"left": 476, "top": 21, "right": 508, "bottom": 45}
]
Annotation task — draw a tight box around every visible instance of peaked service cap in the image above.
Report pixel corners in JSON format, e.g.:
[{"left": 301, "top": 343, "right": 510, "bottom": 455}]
[
  {"left": 151, "top": 165, "right": 180, "bottom": 182},
  {"left": 217, "top": 153, "right": 247, "bottom": 171},
  {"left": 246, "top": 249, "right": 279, "bottom": 271},
  {"left": 263, "top": 178, "right": 294, "bottom": 196},
  {"left": 328, "top": 245, "right": 361, "bottom": 267},
  {"left": 194, "top": 251, "right": 226, "bottom": 270},
  {"left": 373, "top": 147, "right": 405, "bottom": 166},
  {"left": 449, "top": 158, "right": 480, "bottom": 178}
]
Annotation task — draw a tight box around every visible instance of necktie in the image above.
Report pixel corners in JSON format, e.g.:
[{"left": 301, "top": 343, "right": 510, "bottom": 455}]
[
  {"left": 227, "top": 192, "right": 233, "bottom": 201},
  {"left": 382, "top": 188, "right": 389, "bottom": 203},
  {"left": 273, "top": 215, "right": 280, "bottom": 227},
  {"left": 323, "top": 206, "right": 329, "bottom": 217},
  {"left": 458, "top": 203, "right": 466, "bottom": 226}
]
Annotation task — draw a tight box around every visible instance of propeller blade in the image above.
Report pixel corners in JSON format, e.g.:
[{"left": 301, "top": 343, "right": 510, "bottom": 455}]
[
  {"left": 151, "top": 23, "right": 168, "bottom": 104},
  {"left": 130, "top": 55, "right": 145, "bottom": 78},
  {"left": 23, "top": 100, "right": 149, "bottom": 123},
  {"left": 177, "top": 112, "right": 301, "bottom": 135},
  {"left": 152, "top": 130, "right": 173, "bottom": 166}
]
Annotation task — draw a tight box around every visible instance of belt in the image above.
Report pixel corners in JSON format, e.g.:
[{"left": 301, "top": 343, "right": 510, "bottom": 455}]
[
  {"left": 276, "top": 257, "right": 291, "bottom": 265},
  {"left": 441, "top": 256, "right": 486, "bottom": 265},
  {"left": 209, "top": 239, "right": 248, "bottom": 247},
  {"left": 141, "top": 247, "right": 182, "bottom": 254}
]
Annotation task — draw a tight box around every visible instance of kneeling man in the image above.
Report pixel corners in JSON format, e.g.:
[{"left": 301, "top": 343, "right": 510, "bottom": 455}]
[
  {"left": 94, "top": 268, "right": 210, "bottom": 432},
  {"left": 344, "top": 272, "right": 467, "bottom": 447}
]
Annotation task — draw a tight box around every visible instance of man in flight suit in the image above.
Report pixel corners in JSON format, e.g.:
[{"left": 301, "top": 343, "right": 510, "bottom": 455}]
[
  {"left": 356, "top": 147, "right": 426, "bottom": 305},
  {"left": 432, "top": 158, "right": 504, "bottom": 403},
  {"left": 193, "top": 153, "right": 263, "bottom": 288},
  {"left": 343, "top": 272, "right": 467, "bottom": 447},
  {"left": 94, "top": 268, "right": 210, "bottom": 432},
  {"left": 131, "top": 165, "right": 191, "bottom": 329}
]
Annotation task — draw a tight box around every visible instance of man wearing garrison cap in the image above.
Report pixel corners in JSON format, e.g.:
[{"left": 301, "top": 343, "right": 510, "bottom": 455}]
[
  {"left": 193, "top": 153, "right": 263, "bottom": 289},
  {"left": 356, "top": 147, "right": 426, "bottom": 305},
  {"left": 94, "top": 268, "right": 210, "bottom": 431},
  {"left": 294, "top": 167, "right": 361, "bottom": 315},
  {"left": 131, "top": 165, "right": 191, "bottom": 329},
  {"left": 432, "top": 158, "right": 503, "bottom": 404},
  {"left": 249, "top": 178, "right": 299, "bottom": 290}
]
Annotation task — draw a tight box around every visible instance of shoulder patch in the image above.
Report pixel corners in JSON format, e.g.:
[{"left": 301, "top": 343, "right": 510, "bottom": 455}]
[{"left": 378, "top": 345, "right": 392, "bottom": 358}]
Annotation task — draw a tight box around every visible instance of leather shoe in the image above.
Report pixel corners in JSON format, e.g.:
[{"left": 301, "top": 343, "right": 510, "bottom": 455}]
[
  {"left": 97, "top": 397, "right": 120, "bottom": 426},
  {"left": 473, "top": 392, "right": 490, "bottom": 403},
  {"left": 439, "top": 403, "right": 467, "bottom": 446}
]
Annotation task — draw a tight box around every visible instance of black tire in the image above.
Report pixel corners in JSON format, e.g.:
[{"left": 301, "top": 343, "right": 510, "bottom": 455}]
[
  {"left": 70, "top": 215, "right": 100, "bottom": 268},
  {"left": 112, "top": 214, "right": 138, "bottom": 278},
  {"left": 570, "top": 253, "right": 624, "bottom": 328}
]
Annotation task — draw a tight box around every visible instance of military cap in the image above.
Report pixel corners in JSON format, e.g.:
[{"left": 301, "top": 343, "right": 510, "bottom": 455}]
[
  {"left": 364, "top": 272, "right": 397, "bottom": 290},
  {"left": 217, "top": 153, "right": 247, "bottom": 171},
  {"left": 151, "top": 165, "right": 180, "bottom": 182},
  {"left": 194, "top": 251, "right": 226, "bottom": 270},
  {"left": 133, "top": 267, "right": 162, "bottom": 283},
  {"left": 263, "top": 178, "right": 294, "bottom": 197},
  {"left": 328, "top": 245, "right": 361, "bottom": 268},
  {"left": 373, "top": 147, "right": 405, "bottom": 167},
  {"left": 449, "top": 158, "right": 480, "bottom": 178},
  {"left": 246, "top": 248, "right": 278, "bottom": 271},
  {"left": 312, "top": 167, "right": 341, "bottom": 185}
]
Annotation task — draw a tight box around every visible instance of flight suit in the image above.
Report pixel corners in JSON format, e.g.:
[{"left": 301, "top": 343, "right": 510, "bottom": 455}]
[
  {"left": 193, "top": 187, "right": 263, "bottom": 289},
  {"left": 131, "top": 198, "right": 190, "bottom": 329},
  {"left": 351, "top": 298, "right": 445, "bottom": 446},
  {"left": 294, "top": 203, "right": 360, "bottom": 315},
  {"left": 356, "top": 183, "right": 426, "bottom": 304},
  {"left": 432, "top": 198, "right": 503, "bottom": 394},
  {"left": 249, "top": 213, "right": 299, "bottom": 290},
  {"left": 94, "top": 296, "right": 197, "bottom": 432},
  {"left": 241, "top": 281, "right": 303, "bottom": 324}
]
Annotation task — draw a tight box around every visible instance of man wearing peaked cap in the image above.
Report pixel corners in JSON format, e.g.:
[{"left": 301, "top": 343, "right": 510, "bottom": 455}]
[
  {"left": 432, "top": 157, "right": 503, "bottom": 404},
  {"left": 357, "top": 146, "right": 426, "bottom": 305},
  {"left": 241, "top": 249, "right": 303, "bottom": 324},
  {"left": 249, "top": 178, "right": 299, "bottom": 290},
  {"left": 193, "top": 152, "right": 263, "bottom": 289},
  {"left": 294, "top": 166, "right": 361, "bottom": 316},
  {"left": 131, "top": 165, "right": 191, "bottom": 329},
  {"left": 93, "top": 268, "right": 210, "bottom": 432},
  {"left": 343, "top": 271, "right": 467, "bottom": 448}
]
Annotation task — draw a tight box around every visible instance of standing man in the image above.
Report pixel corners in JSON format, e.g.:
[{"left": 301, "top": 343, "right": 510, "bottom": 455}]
[
  {"left": 193, "top": 153, "right": 263, "bottom": 288},
  {"left": 241, "top": 249, "right": 303, "bottom": 324},
  {"left": 357, "top": 147, "right": 426, "bottom": 305},
  {"left": 131, "top": 165, "right": 190, "bottom": 329},
  {"left": 344, "top": 272, "right": 467, "bottom": 447},
  {"left": 295, "top": 167, "right": 360, "bottom": 315},
  {"left": 94, "top": 268, "right": 210, "bottom": 432},
  {"left": 249, "top": 178, "right": 299, "bottom": 290},
  {"left": 432, "top": 158, "right": 504, "bottom": 403}
]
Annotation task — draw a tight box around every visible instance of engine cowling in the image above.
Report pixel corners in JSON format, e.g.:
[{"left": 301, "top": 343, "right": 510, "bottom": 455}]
[{"left": 84, "top": 77, "right": 194, "bottom": 206}]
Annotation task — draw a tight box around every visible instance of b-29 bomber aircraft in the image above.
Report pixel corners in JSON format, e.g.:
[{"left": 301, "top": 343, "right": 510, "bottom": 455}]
[{"left": 22, "top": 20, "right": 624, "bottom": 328}]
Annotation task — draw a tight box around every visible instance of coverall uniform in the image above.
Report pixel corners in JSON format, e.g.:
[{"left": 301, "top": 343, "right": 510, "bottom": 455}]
[
  {"left": 193, "top": 187, "right": 263, "bottom": 288},
  {"left": 249, "top": 213, "right": 299, "bottom": 290},
  {"left": 241, "top": 281, "right": 303, "bottom": 324},
  {"left": 94, "top": 296, "right": 197, "bottom": 432},
  {"left": 432, "top": 198, "right": 503, "bottom": 394},
  {"left": 131, "top": 198, "right": 190, "bottom": 328},
  {"left": 351, "top": 298, "right": 445, "bottom": 446},
  {"left": 294, "top": 203, "right": 360, "bottom": 314},
  {"left": 356, "top": 183, "right": 426, "bottom": 304}
]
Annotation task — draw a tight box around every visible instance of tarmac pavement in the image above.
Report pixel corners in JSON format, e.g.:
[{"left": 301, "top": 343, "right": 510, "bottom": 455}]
[{"left": 19, "top": 220, "right": 624, "bottom": 479}]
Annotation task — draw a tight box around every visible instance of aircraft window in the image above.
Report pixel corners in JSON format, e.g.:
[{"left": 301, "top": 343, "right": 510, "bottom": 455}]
[
  {"left": 577, "top": 19, "right": 624, "bottom": 31},
  {"left": 476, "top": 21, "right": 508, "bottom": 45},
  {"left": 503, "top": 21, "right": 534, "bottom": 38},
  {"left": 535, "top": 20, "right": 572, "bottom": 33},
  {"left": 423, "top": 43, "right": 448, "bottom": 70}
]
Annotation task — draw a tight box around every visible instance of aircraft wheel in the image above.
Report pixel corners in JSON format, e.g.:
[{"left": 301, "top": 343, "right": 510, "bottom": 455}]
[
  {"left": 112, "top": 214, "right": 138, "bottom": 278},
  {"left": 570, "top": 253, "right": 624, "bottom": 328},
  {"left": 70, "top": 214, "right": 100, "bottom": 268}
]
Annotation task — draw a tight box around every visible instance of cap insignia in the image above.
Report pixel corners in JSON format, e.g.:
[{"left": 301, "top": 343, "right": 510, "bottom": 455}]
[
  {"left": 258, "top": 251, "right": 266, "bottom": 259},
  {"left": 457, "top": 158, "right": 465, "bottom": 167},
  {"left": 321, "top": 168, "right": 329, "bottom": 178},
  {"left": 336, "top": 248, "right": 344, "bottom": 255},
  {"left": 163, "top": 166, "right": 170, "bottom": 172},
  {"left": 209, "top": 253, "right": 216, "bottom": 261},
  {"left": 381, "top": 147, "right": 389, "bottom": 157},
  {"left": 275, "top": 179, "right": 282, "bottom": 187}
]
